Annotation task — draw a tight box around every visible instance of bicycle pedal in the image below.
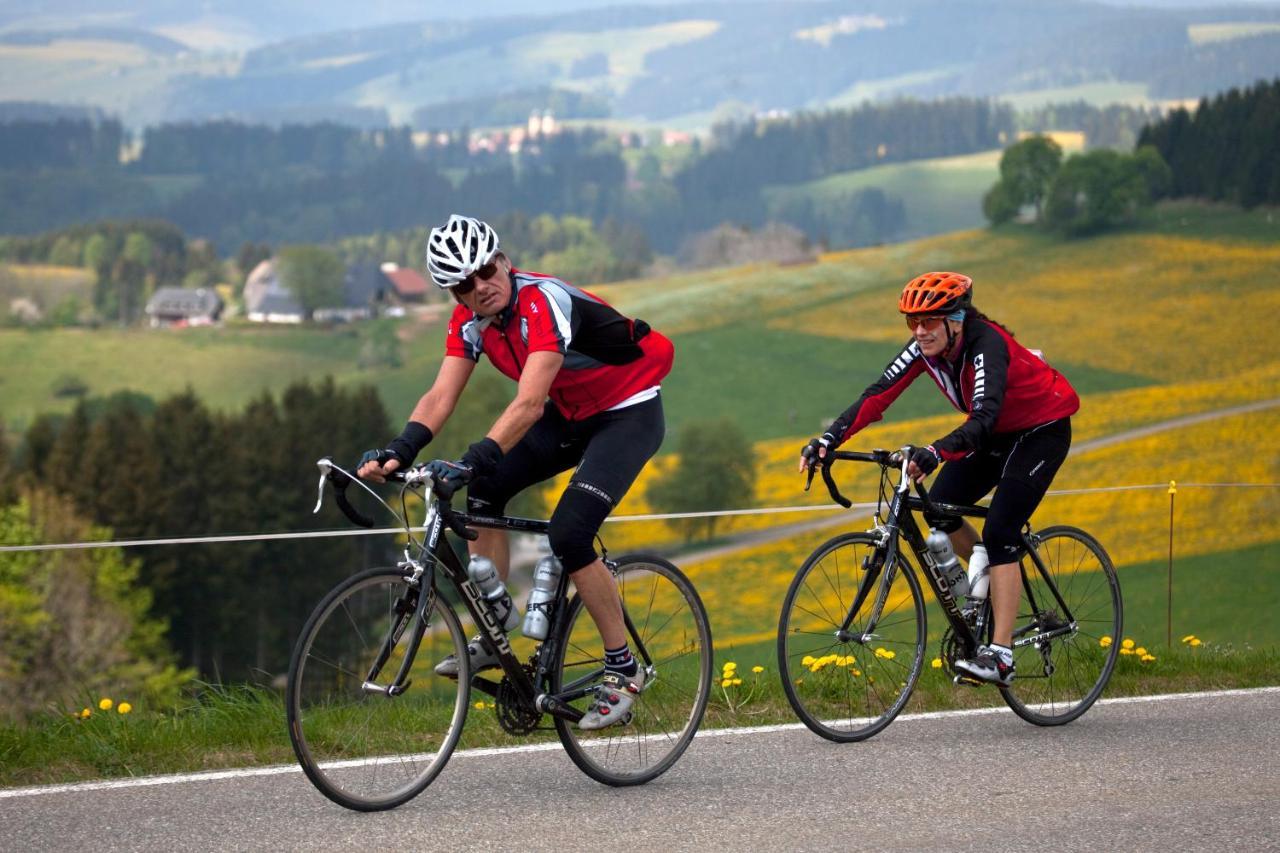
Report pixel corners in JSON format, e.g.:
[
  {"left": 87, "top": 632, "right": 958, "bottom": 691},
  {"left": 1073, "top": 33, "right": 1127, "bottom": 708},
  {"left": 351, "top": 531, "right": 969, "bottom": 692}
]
[{"left": 953, "top": 674, "right": 985, "bottom": 688}]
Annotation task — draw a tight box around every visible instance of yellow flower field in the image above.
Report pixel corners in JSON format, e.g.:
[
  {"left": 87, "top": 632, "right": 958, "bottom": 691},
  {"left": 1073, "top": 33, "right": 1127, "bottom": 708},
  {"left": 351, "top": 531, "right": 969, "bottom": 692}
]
[
  {"left": 670, "top": 406, "right": 1280, "bottom": 649},
  {"left": 767, "top": 234, "right": 1280, "bottom": 383}
]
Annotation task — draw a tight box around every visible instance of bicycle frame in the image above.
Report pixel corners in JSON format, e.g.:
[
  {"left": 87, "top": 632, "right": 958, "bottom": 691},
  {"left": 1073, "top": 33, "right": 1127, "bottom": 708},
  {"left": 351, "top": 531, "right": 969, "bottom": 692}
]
[
  {"left": 316, "top": 458, "right": 657, "bottom": 727},
  {"left": 819, "top": 449, "right": 1082, "bottom": 661}
]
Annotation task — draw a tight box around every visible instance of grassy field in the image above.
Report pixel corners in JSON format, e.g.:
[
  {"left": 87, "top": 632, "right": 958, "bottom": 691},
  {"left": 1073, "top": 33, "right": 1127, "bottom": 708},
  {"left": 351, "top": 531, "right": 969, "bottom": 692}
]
[{"left": 762, "top": 149, "right": 1003, "bottom": 241}]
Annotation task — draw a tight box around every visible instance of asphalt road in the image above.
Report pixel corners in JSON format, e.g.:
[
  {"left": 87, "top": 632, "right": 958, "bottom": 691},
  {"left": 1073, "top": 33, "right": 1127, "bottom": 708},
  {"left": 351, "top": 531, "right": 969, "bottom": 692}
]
[{"left": 4, "top": 687, "right": 1278, "bottom": 852}]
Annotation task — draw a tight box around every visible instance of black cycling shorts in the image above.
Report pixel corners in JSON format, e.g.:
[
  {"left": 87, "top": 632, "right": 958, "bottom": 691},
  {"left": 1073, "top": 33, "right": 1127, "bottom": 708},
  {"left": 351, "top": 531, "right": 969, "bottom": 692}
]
[
  {"left": 467, "top": 395, "right": 665, "bottom": 571},
  {"left": 928, "top": 417, "right": 1072, "bottom": 563}
]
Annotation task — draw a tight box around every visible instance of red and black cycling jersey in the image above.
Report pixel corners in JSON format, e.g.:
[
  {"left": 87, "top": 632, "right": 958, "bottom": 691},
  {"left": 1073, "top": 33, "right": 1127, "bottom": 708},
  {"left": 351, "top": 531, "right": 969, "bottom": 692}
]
[
  {"left": 445, "top": 269, "right": 675, "bottom": 421},
  {"left": 824, "top": 315, "right": 1079, "bottom": 460}
]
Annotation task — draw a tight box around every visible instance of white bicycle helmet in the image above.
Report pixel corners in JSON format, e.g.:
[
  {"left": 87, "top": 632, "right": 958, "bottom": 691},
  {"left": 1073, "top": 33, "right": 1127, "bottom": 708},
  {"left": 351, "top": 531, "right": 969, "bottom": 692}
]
[{"left": 425, "top": 214, "right": 500, "bottom": 289}]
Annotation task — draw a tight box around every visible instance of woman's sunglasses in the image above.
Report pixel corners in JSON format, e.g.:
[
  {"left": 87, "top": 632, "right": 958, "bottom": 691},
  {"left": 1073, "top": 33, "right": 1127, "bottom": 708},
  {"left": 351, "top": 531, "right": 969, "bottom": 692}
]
[{"left": 904, "top": 314, "right": 948, "bottom": 331}]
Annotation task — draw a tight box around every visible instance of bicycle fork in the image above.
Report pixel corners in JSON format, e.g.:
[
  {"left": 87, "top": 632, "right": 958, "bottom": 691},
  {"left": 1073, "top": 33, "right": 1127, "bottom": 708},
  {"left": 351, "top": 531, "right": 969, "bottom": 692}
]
[{"left": 361, "top": 560, "right": 434, "bottom": 698}]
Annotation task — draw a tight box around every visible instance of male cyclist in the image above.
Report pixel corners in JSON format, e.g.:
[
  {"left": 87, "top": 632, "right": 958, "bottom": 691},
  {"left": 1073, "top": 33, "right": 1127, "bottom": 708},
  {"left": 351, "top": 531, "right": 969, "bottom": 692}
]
[
  {"left": 799, "top": 272, "right": 1079, "bottom": 685},
  {"left": 358, "top": 214, "right": 674, "bottom": 729}
]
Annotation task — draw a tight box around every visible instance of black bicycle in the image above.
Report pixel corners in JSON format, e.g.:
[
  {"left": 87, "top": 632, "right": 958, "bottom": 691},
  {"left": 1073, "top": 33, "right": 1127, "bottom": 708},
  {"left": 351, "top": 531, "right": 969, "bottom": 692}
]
[
  {"left": 286, "top": 458, "right": 713, "bottom": 811},
  {"left": 777, "top": 448, "right": 1121, "bottom": 742}
]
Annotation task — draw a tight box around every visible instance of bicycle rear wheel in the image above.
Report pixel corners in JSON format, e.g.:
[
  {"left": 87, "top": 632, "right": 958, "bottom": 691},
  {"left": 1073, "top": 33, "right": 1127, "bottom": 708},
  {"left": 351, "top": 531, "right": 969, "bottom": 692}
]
[
  {"left": 286, "top": 567, "right": 470, "bottom": 811},
  {"left": 553, "top": 554, "right": 712, "bottom": 786},
  {"left": 778, "top": 532, "right": 926, "bottom": 742},
  {"left": 1000, "top": 525, "right": 1122, "bottom": 726}
]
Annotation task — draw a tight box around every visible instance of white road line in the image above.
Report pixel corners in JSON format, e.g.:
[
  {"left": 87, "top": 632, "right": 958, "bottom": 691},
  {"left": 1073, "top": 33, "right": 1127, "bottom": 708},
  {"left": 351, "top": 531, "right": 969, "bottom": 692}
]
[{"left": 3, "top": 685, "right": 1277, "bottom": 800}]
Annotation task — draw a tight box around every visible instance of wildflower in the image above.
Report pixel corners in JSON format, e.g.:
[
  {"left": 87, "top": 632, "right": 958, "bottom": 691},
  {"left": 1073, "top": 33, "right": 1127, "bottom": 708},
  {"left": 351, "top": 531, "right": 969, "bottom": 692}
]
[
  {"left": 801, "top": 655, "right": 816, "bottom": 667},
  {"left": 851, "top": 669, "right": 862, "bottom": 677},
  {"left": 98, "top": 698, "right": 113, "bottom": 711},
  {"left": 1121, "top": 638, "right": 1135, "bottom": 650},
  {"left": 473, "top": 701, "right": 486, "bottom": 710},
  {"left": 79, "top": 708, "right": 91, "bottom": 719},
  {"left": 731, "top": 678, "right": 742, "bottom": 686},
  {"left": 751, "top": 665, "right": 764, "bottom": 674},
  {"left": 1135, "top": 647, "right": 1148, "bottom": 657},
  {"left": 721, "top": 679, "right": 733, "bottom": 688},
  {"left": 1140, "top": 654, "right": 1156, "bottom": 662},
  {"left": 1181, "top": 634, "right": 1197, "bottom": 644},
  {"left": 1119, "top": 648, "right": 1134, "bottom": 656},
  {"left": 794, "top": 678, "right": 804, "bottom": 685},
  {"left": 117, "top": 702, "right": 132, "bottom": 715},
  {"left": 1100, "top": 636, "right": 1113, "bottom": 648},
  {"left": 931, "top": 658, "right": 943, "bottom": 669},
  {"left": 1190, "top": 638, "right": 1202, "bottom": 647},
  {"left": 722, "top": 661, "right": 737, "bottom": 673}
]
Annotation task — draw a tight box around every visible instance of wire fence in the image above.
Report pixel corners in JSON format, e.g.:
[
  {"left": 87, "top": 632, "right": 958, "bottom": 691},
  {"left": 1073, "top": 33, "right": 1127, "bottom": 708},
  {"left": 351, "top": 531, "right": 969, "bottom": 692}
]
[{"left": 3, "top": 481, "right": 1278, "bottom": 655}]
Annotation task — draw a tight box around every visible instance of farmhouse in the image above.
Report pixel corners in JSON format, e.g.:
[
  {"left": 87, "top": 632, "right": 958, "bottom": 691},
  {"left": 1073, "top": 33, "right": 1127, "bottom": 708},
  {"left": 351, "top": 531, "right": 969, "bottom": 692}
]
[{"left": 144, "top": 287, "right": 224, "bottom": 327}]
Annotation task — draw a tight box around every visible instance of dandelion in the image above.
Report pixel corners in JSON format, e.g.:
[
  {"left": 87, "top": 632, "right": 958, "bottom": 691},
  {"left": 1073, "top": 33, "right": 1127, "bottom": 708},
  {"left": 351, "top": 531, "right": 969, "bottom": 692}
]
[
  {"left": 98, "top": 698, "right": 113, "bottom": 711},
  {"left": 751, "top": 665, "right": 765, "bottom": 674},
  {"left": 474, "top": 701, "right": 486, "bottom": 710},
  {"left": 1119, "top": 648, "right": 1134, "bottom": 656},
  {"left": 931, "top": 658, "right": 943, "bottom": 669},
  {"left": 1121, "top": 638, "right": 1135, "bottom": 650},
  {"left": 723, "top": 661, "right": 737, "bottom": 673},
  {"left": 79, "top": 708, "right": 91, "bottom": 719},
  {"left": 1140, "top": 654, "right": 1156, "bottom": 662},
  {"left": 1181, "top": 634, "right": 1197, "bottom": 644},
  {"left": 801, "top": 655, "right": 816, "bottom": 667},
  {"left": 731, "top": 678, "right": 742, "bottom": 686},
  {"left": 1190, "top": 638, "right": 1202, "bottom": 647},
  {"left": 721, "top": 678, "right": 733, "bottom": 688},
  {"left": 1100, "top": 636, "right": 1113, "bottom": 648},
  {"left": 851, "top": 669, "right": 862, "bottom": 677},
  {"left": 117, "top": 702, "right": 132, "bottom": 715},
  {"left": 1135, "top": 647, "right": 1148, "bottom": 657}
]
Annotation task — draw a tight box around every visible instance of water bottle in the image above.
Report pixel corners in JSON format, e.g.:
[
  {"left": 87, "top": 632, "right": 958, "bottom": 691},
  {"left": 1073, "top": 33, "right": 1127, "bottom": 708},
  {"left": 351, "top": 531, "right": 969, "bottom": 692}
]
[
  {"left": 521, "top": 555, "right": 564, "bottom": 640},
  {"left": 467, "top": 555, "right": 520, "bottom": 631},
  {"left": 925, "top": 528, "right": 968, "bottom": 599},
  {"left": 966, "top": 543, "right": 990, "bottom": 601}
]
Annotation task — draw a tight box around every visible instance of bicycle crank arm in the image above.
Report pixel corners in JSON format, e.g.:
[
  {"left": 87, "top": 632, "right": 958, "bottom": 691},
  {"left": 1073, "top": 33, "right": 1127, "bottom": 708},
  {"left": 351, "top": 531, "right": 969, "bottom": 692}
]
[
  {"left": 361, "top": 679, "right": 412, "bottom": 697},
  {"left": 536, "top": 693, "right": 585, "bottom": 723}
]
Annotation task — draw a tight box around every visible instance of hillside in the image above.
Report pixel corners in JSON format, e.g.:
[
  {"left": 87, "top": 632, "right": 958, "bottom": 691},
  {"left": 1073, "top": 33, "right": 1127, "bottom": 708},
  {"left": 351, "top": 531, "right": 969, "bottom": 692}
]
[
  {"left": 2, "top": 201, "right": 1276, "bottom": 442},
  {"left": 2, "top": 2, "right": 1280, "bottom": 128}
]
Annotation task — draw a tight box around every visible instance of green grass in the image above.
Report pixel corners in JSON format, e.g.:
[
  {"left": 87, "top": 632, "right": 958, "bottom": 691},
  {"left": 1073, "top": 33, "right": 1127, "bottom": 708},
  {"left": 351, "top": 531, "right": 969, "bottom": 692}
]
[
  {"left": 763, "top": 149, "right": 1003, "bottom": 241},
  {"left": 3, "top": 638, "right": 1274, "bottom": 789}
]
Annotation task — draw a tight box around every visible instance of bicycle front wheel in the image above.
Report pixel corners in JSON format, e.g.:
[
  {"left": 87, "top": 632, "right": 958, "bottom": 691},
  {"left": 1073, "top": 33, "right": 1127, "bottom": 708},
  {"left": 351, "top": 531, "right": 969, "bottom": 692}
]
[
  {"left": 778, "top": 532, "right": 926, "bottom": 742},
  {"left": 286, "top": 567, "right": 471, "bottom": 811},
  {"left": 553, "top": 554, "right": 713, "bottom": 786},
  {"left": 1000, "top": 525, "right": 1122, "bottom": 726}
]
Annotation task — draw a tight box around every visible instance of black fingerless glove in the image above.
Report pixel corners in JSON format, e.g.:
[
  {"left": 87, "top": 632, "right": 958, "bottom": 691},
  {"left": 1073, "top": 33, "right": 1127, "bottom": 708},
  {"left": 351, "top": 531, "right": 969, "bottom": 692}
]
[
  {"left": 382, "top": 421, "right": 433, "bottom": 467},
  {"left": 460, "top": 437, "right": 504, "bottom": 479},
  {"left": 909, "top": 444, "right": 941, "bottom": 476}
]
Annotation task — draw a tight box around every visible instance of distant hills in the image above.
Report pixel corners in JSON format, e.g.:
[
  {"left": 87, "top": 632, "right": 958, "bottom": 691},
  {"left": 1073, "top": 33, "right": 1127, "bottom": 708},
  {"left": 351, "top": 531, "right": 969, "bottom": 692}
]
[{"left": 2, "top": 1, "right": 1279, "bottom": 130}]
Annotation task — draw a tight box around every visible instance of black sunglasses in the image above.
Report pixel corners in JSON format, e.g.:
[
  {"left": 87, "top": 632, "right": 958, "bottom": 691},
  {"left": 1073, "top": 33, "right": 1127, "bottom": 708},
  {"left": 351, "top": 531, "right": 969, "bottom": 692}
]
[{"left": 454, "top": 259, "right": 499, "bottom": 296}]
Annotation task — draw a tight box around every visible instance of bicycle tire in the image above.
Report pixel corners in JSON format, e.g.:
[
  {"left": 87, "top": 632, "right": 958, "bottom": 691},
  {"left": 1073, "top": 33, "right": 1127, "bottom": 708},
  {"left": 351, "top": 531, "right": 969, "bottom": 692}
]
[
  {"left": 777, "top": 532, "right": 926, "bottom": 742},
  {"left": 552, "top": 554, "right": 713, "bottom": 786},
  {"left": 999, "top": 525, "right": 1122, "bottom": 726},
  {"left": 286, "top": 566, "right": 471, "bottom": 811}
]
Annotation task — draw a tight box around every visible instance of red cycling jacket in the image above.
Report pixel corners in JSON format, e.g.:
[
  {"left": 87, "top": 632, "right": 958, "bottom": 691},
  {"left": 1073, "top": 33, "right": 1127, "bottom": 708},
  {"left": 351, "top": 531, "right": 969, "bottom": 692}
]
[
  {"left": 445, "top": 269, "right": 674, "bottom": 421},
  {"left": 825, "top": 316, "right": 1079, "bottom": 460}
]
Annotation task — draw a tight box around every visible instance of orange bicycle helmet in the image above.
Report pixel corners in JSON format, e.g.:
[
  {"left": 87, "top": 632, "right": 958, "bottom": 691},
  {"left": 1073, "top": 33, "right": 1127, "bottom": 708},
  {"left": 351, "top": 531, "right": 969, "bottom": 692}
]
[{"left": 899, "top": 272, "right": 973, "bottom": 315}]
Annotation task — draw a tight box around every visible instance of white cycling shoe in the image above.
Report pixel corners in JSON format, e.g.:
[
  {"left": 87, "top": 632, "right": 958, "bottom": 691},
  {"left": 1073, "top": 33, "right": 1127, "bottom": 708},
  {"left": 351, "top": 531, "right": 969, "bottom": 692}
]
[{"left": 578, "top": 668, "right": 646, "bottom": 730}]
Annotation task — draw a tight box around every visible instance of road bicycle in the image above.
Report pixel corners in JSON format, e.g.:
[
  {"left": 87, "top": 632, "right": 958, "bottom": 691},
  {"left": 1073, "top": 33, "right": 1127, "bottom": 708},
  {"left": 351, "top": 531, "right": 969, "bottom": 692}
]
[
  {"left": 777, "top": 448, "right": 1121, "bottom": 742},
  {"left": 286, "top": 458, "right": 713, "bottom": 811}
]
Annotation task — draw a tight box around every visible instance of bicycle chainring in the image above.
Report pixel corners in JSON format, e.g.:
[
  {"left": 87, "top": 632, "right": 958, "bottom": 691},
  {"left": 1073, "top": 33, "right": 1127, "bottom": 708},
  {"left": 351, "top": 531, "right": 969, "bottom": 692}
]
[
  {"left": 939, "top": 627, "right": 966, "bottom": 676},
  {"left": 495, "top": 664, "right": 542, "bottom": 735}
]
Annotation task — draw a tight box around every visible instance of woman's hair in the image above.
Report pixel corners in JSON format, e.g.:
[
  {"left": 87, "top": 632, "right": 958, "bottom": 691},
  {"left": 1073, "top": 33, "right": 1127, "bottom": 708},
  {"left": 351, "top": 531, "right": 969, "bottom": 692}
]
[{"left": 966, "top": 304, "right": 1014, "bottom": 337}]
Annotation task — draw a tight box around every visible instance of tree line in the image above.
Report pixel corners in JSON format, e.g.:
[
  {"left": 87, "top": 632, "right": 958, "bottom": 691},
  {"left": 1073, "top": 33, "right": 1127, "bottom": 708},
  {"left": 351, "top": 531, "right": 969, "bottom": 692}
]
[
  {"left": 1138, "top": 77, "right": 1280, "bottom": 207},
  {"left": 2, "top": 97, "right": 1020, "bottom": 254},
  {"left": 984, "top": 76, "right": 1279, "bottom": 234}
]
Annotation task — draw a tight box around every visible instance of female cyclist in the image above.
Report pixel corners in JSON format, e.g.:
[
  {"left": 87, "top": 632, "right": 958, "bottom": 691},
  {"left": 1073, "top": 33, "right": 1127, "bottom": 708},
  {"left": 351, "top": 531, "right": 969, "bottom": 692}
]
[{"left": 799, "top": 272, "right": 1079, "bottom": 684}]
